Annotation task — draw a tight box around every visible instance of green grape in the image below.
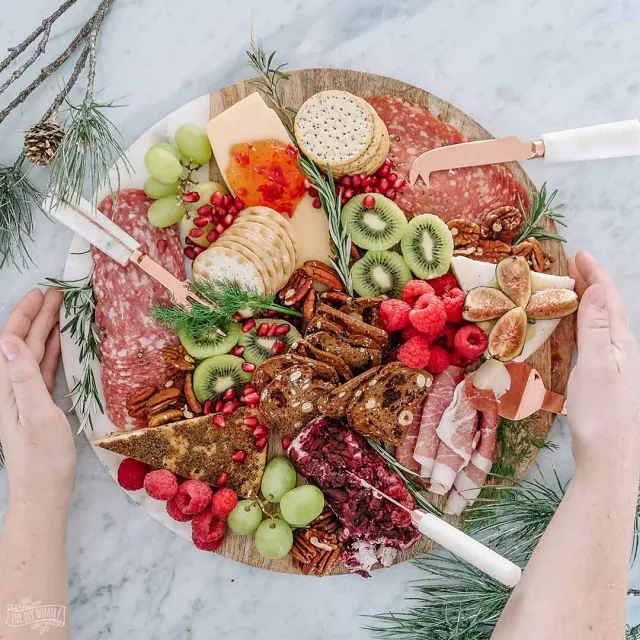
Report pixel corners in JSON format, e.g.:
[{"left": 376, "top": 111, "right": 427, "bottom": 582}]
[
  {"left": 174, "top": 123, "right": 212, "bottom": 165},
  {"left": 185, "top": 180, "right": 228, "bottom": 212},
  {"left": 155, "top": 142, "right": 182, "bottom": 162},
  {"left": 261, "top": 457, "right": 297, "bottom": 503},
  {"left": 228, "top": 500, "right": 263, "bottom": 535},
  {"left": 144, "top": 176, "right": 180, "bottom": 199},
  {"left": 144, "top": 146, "right": 183, "bottom": 184},
  {"left": 147, "top": 195, "right": 186, "bottom": 228},
  {"left": 279, "top": 485, "right": 325, "bottom": 527},
  {"left": 254, "top": 518, "right": 293, "bottom": 559}
]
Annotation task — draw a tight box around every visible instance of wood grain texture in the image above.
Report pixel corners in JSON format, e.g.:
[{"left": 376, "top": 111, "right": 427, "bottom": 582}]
[{"left": 209, "top": 68, "right": 575, "bottom": 575}]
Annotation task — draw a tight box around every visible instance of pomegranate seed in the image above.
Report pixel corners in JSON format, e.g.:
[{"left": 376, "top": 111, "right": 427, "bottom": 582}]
[
  {"left": 312, "top": 196, "right": 322, "bottom": 209},
  {"left": 222, "top": 195, "right": 232, "bottom": 208},
  {"left": 271, "top": 339, "right": 286, "bottom": 355},
  {"left": 184, "top": 246, "right": 197, "bottom": 260},
  {"left": 242, "top": 362, "right": 256, "bottom": 373},
  {"left": 281, "top": 437, "right": 291, "bottom": 450},
  {"left": 351, "top": 175, "right": 361, "bottom": 188},
  {"left": 386, "top": 188, "right": 397, "bottom": 201},
  {"left": 243, "top": 385, "right": 256, "bottom": 395},
  {"left": 370, "top": 176, "right": 379, "bottom": 186},
  {"left": 234, "top": 197, "right": 245, "bottom": 210},
  {"left": 215, "top": 472, "right": 228, "bottom": 487},
  {"left": 362, "top": 195, "right": 376, "bottom": 209},
  {"left": 184, "top": 236, "right": 195, "bottom": 246},
  {"left": 197, "top": 204, "right": 214, "bottom": 217},
  {"left": 183, "top": 191, "right": 200, "bottom": 203},
  {"left": 340, "top": 195, "right": 348, "bottom": 205},
  {"left": 362, "top": 176, "right": 372, "bottom": 187},
  {"left": 267, "top": 323, "right": 278, "bottom": 337},
  {"left": 378, "top": 178, "right": 389, "bottom": 193},
  {"left": 308, "top": 186, "right": 319, "bottom": 198},
  {"left": 222, "top": 401, "right": 238, "bottom": 415},
  {"left": 215, "top": 205, "right": 226, "bottom": 218},
  {"left": 388, "top": 172, "right": 397, "bottom": 183},
  {"left": 394, "top": 178, "right": 407, "bottom": 190},
  {"left": 244, "top": 392, "right": 260, "bottom": 405},
  {"left": 215, "top": 400, "right": 225, "bottom": 412},
  {"left": 364, "top": 185, "right": 374, "bottom": 193},
  {"left": 206, "top": 230, "right": 218, "bottom": 243},
  {"left": 230, "top": 345, "right": 245, "bottom": 357},
  {"left": 244, "top": 415, "right": 259, "bottom": 428},
  {"left": 203, "top": 400, "right": 213, "bottom": 415},
  {"left": 341, "top": 175, "right": 352, "bottom": 187},
  {"left": 232, "top": 312, "right": 242, "bottom": 321},
  {"left": 189, "top": 227, "right": 204, "bottom": 239},
  {"left": 222, "top": 388, "right": 237, "bottom": 401},
  {"left": 193, "top": 216, "right": 209, "bottom": 228},
  {"left": 253, "top": 425, "right": 268, "bottom": 438},
  {"left": 255, "top": 436, "right": 268, "bottom": 451},
  {"left": 213, "top": 414, "right": 226, "bottom": 428},
  {"left": 223, "top": 213, "right": 234, "bottom": 227},
  {"left": 232, "top": 450, "right": 246, "bottom": 463},
  {"left": 263, "top": 309, "right": 278, "bottom": 317},
  {"left": 343, "top": 187, "right": 355, "bottom": 200},
  {"left": 383, "top": 157, "right": 392, "bottom": 166},
  {"left": 303, "top": 178, "right": 311, "bottom": 190},
  {"left": 378, "top": 164, "right": 390, "bottom": 177},
  {"left": 192, "top": 246, "right": 205, "bottom": 256},
  {"left": 275, "top": 324, "right": 291, "bottom": 336},
  {"left": 242, "top": 319, "right": 256, "bottom": 332},
  {"left": 211, "top": 191, "right": 224, "bottom": 205},
  {"left": 215, "top": 223, "right": 225, "bottom": 234},
  {"left": 257, "top": 322, "right": 270, "bottom": 337}
]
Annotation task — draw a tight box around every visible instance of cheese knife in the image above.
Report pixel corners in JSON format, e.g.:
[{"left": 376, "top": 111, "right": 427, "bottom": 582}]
[
  {"left": 346, "top": 471, "right": 522, "bottom": 587},
  {"left": 409, "top": 119, "right": 640, "bottom": 186}
]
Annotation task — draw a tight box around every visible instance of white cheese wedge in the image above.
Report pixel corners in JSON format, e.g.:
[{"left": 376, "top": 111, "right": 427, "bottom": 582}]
[
  {"left": 206, "top": 93, "right": 330, "bottom": 266},
  {"left": 450, "top": 256, "right": 575, "bottom": 362}
]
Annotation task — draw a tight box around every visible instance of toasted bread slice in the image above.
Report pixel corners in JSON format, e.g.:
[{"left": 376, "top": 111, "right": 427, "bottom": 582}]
[{"left": 94, "top": 408, "right": 266, "bottom": 497}]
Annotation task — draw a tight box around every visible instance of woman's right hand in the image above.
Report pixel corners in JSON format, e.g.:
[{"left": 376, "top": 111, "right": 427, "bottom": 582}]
[{"left": 566, "top": 251, "right": 640, "bottom": 475}]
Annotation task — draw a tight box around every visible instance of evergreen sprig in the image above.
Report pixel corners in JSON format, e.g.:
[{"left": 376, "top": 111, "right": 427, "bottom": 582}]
[{"left": 513, "top": 182, "right": 567, "bottom": 244}]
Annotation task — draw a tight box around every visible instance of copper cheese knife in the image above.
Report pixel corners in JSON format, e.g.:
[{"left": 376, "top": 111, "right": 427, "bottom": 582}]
[
  {"left": 346, "top": 471, "right": 522, "bottom": 587},
  {"left": 44, "top": 194, "right": 215, "bottom": 310},
  {"left": 409, "top": 120, "right": 640, "bottom": 186}
]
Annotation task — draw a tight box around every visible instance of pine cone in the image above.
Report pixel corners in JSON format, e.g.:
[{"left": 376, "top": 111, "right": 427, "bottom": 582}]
[{"left": 23, "top": 119, "right": 64, "bottom": 166}]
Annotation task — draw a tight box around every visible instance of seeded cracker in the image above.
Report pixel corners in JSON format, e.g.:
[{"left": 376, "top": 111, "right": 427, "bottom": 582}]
[
  {"left": 193, "top": 246, "right": 265, "bottom": 292},
  {"left": 295, "top": 90, "right": 375, "bottom": 168}
]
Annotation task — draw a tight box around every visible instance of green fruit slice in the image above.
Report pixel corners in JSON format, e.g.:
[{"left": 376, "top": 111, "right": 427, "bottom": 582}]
[
  {"left": 179, "top": 323, "right": 241, "bottom": 360},
  {"left": 192, "top": 354, "right": 251, "bottom": 403},
  {"left": 350, "top": 250, "right": 411, "bottom": 299},
  {"left": 238, "top": 319, "right": 301, "bottom": 366},
  {"left": 400, "top": 214, "right": 454, "bottom": 279}
]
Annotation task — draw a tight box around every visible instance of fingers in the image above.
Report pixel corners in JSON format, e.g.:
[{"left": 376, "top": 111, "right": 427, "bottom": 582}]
[
  {"left": 576, "top": 284, "right": 611, "bottom": 359},
  {"left": 25, "top": 288, "right": 63, "bottom": 365},
  {"left": 0, "top": 289, "right": 44, "bottom": 340},
  {"left": 568, "top": 256, "right": 587, "bottom": 298},
  {"left": 40, "top": 325, "right": 61, "bottom": 394}
]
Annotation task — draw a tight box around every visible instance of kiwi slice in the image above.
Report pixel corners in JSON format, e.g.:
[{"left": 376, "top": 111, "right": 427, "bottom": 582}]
[
  {"left": 179, "top": 322, "right": 241, "bottom": 360},
  {"left": 400, "top": 214, "right": 454, "bottom": 279},
  {"left": 350, "top": 250, "right": 411, "bottom": 299},
  {"left": 341, "top": 194, "right": 408, "bottom": 250},
  {"left": 192, "top": 354, "right": 252, "bottom": 403},
  {"left": 238, "top": 319, "right": 301, "bottom": 366}
]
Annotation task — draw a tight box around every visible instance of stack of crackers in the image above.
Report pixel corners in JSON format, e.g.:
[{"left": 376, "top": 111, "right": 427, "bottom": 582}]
[{"left": 294, "top": 90, "right": 389, "bottom": 178}]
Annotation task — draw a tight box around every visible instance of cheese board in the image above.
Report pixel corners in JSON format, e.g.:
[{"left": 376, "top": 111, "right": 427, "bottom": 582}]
[{"left": 59, "top": 66, "right": 575, "bottom": 576}]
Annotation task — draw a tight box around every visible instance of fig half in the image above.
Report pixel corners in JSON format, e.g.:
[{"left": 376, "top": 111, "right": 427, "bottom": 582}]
[
  {"left": 488, "top": 307, "right": 527, "bottom": 361},
  {"left": 525, "top": 289, "right": 579, "bottom": 319},
  {"left": 496, "top": 256, "right": 531, "bottom": 308},
  {"left": 463, "top": 287, "right": 516, "bottom": 322}
]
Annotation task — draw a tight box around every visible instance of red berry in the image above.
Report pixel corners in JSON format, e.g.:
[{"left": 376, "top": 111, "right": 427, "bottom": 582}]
[
  {"left": 166, "top": 496, "right": 193, "bottom": 522},
  {"left": 242, "top": 319, "right": 256, "bottom": 332},
  {"left": 387, "top": 172, "right": 397, "bottom": 183},
  {"left": 117, "top": 458, "right": 149, "bottom": 491},
  {"left": 192, "top": 246, "right": 205, "bottom": 256},
  {"left": 197, "top": 204, "right": 214, "bottom": 218},
  {"left": 379, "top": 299, "right": 412, "bottom": 332},
  {"left": 192, "top": 530, "right": 225, "bottom": 552},
  {"left": 281, "top": 437, "right": 291, "bottom": 450},
  {"left": 222, "top": 401, "right": 239, "bottom": 415},
  {"left": 224, "top": 213, "right": 234, "bottom": 227},
  {"left": 364, "top": 185, "right": 374, "bottom": 193},
  {"left": 215, "top": 472, "right": 228, "bottom": 487},
  {"left": 222, "top": 195, "right": 232, "bottom": 208},
  {"left": 343, "top": 187, "right": 355, "bottom": 200},
  {"left": 253, "top": 425, "right": 268, "bottom": 437},
  {"left": 308, "top": 186, "right": 319, "bottom": 197},
  {"left": 174, "top": 479, "right": 213, "bottom": 515},
  {"left": 257, "top": 322, "right": 270, "bottom": 337},
  {"left": 312, "top": 197, "right": 322, "bottom": 209},
  {"left": 275, "top": 324, "right": 291, "bottom": 335},
  {"left": 184, "top": 247, "right": 197, "bottom": 260},
  {"left": 428, "top": 273, "right": 458, "bottom": 296},
  {"left": 397, "top": 336, "right": 431, "bottom": 369},
  {"left": 362, "top": 195, "right": 376, "bottom": 209},
  {"left": 192, "top": 508, "right": 227, "bottom": 543},
  {"left": 244, "top": 415, "right": 258, "bottom": 427},
  {"left": 409, "top": 294, "right": 447, "bottom": 337},
  {"left": 215, "top": 400, "right": 225, "bottom": 413},
  {"left": 403, "top": 280, "right": 436, "bottom": 307},
  {"left": 232, "top": 450, "right": 246, "bottom": 463},
  {"left": 425, "top": 345, "right": 450, "bottom": 374},
  {"left": 215, "top": 223, "right": 225, "bottom": 234},
  {"left": 144, "top": 470, "right": 179, "bottom": 501},
  {"left": 267, "top": 323, "right": 279, "bottom": 337},
  {"left": 234, "top": 197, "right": 246, "bottom": 211},
  {"left": 203, "top": 400, "right": 213, "bottom": 415},
  {"left": 377, "top": 164, "right": 390, "bottom": 177},
  {"left": 211, "top": 191, "right": 224, "bottom": 206},
  {"left": 255, "top": 436, "right": 268, "bottom": 451},
  {"left": 441, "top": 287, "right": 465, "bottom": 324},
  {"left": 222, "top": 388, "right": 236, "bottom": 401},
  {"left": 385, "top": 188, "right": 397, "bottom": 201},
  {"left": 449, "top": 350, "right": 476, "bottom": 368},
  {"left": 394, "top": 178, "right": 407, "bottom": 190},
  {"left": 378, "top": 178, "right": 389, "bottom": 193},
  {"left": 271, "top": 340, "right": 286, "bottom": 355},
  {"left": 230, "top": 345, "right": 245, "bottom": 357},
  {"left": 453, "top": 325, "right": 488, "bottom": 360},
  {"left": 215, "top": 205, "right": 226, "bottom": 218},
  {"left": 184, "top": 236, "right": 195, "bottom": 246},
  {"left": 206, "top": 230, "right": 218, "bottom": 243},
  {"left": 242, "top": 362, "right": 256, "bottom": 373},
  {"left": 182, "top": 191, "right": 200, "bottom": 203},
  {"left": 351, "top": 175, "right": 362, "bottom": 188},
  {"left": 213, "top": 414, "right": 226, "bottom": 428},
  {"left": 211, "top": 488, "right": 238, "bottom": 517},
  {"left": 437, "top": 323, "right": 459, "bottom": 351}
]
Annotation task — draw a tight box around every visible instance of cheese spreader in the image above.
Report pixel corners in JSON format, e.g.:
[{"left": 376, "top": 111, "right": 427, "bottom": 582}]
[
  {"left": 409, "top": 119, "right": 640, "bottom": 186},
  {"left": 345, "top": 471, "right": 522, "bottom": 587}
]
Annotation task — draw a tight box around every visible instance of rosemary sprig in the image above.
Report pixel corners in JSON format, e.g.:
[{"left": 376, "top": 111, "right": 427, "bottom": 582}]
[
  {"left": 513, "top": 182, "right": 567, "bottom": 244},
  {"left": 628, "top": 624, "right": 640, "bottom": 640},
  {"left": 150, "top": 278, "right": 303, "bottom": 340},
  {"left": 45, "top": 272, "right": 103, "bottom": 432}
]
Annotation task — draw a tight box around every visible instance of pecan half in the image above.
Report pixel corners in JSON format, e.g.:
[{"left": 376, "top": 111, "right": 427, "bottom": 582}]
[
  {"left": 453, "top": 244, "right": 478, "bottom": 256},
  {"left": 511, "top": 237, "right": 553, "bottom": 272},
  {"left": 446, "top": 218, "right": 481, "bottom": 247},
  {"left": 148, "top": 409, "right": 184, "bottom": 428},
  {"left": 303, "top": 287, "right": 317, "bottom": 321},
  {"left": 303, "top": 260, "right": 344, "bottom": 291},
  {"left": 480, "top": 205, "right": 523, "bottom": 243},
  {"left": 183, "top": 373, "right": 203, "bottom": 415},
  {"left": 292, "top": 533, "right": 316, "bottom": 563},
  {"left": 162, "top": 345, "right": 195, "bottom": 372},
  {"left": 472, "top": 239, "right": 512, "bottom": 263},
  {"left": 278, "top": 269, "right": 313, "bottom": 306},
  {"left": 305, "top": 528, "right": 338, "bottom": 551},
  {"left": 126, "top": 387, "right": 156, "bottom": 418},
  {"left": 147, "top": 387, "right": 182, "bottom": 415},
  {"left": 315, "top": 545, "right": 343, "bottom": 577}
]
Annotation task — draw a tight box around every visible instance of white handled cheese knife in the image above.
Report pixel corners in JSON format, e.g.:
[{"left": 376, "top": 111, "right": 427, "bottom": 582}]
[
  {"left": 409, "top": 120, "right": 640, "bottom": 186},
  {"left": 346, "top": 471, "right": 522, "bottom": 587}
]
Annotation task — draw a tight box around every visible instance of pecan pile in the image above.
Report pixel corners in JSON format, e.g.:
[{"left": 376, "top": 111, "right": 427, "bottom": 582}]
[{"left": 291, "top": 509, "right": 343, "bottom": 576}]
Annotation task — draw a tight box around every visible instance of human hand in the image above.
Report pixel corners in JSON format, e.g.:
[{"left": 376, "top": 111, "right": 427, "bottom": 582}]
[
  {"left": 0, "top": 288, "right": 76, "bottom": 514},
  {"left": 566, "top": 251, "right": 640, "bottom": 475}
]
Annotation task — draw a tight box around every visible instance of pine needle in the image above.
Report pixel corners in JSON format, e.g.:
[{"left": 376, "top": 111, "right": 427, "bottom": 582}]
[
  {"left": 628, "top": 624, "right": 640, "bottom": 640},
  {"left": 513, "top": 182, "right": 566, "bottom": 244}
]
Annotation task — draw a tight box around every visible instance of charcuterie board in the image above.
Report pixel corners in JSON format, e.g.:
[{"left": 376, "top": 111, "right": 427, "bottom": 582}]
[{"left": 61, "top": 68, "right": 574, "bottom": 575}]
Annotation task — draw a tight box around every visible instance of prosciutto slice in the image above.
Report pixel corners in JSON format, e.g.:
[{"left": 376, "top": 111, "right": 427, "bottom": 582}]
[
  {"left": 394, "top": 407, "right": 425, "bottom": 475},
  {"left": 412, "top": 366, "right": 464, "bottom": 478}
]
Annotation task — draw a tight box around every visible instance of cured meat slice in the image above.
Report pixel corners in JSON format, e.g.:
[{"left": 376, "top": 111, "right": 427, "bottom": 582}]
[
  {"left": 445, "top": 381, "right": 500, "bottom": 515},
  {"left": 412, "top": 366, "right": 465, "bottom": 478},
  {"left": 92, "top": 189, "right": 186, "bottom": 430},
  {"left": 366, "top": 95, "right": 529, "bottom": 223},
  {"left": 394, "top": 409, "right": 423, "bottom": 475}
]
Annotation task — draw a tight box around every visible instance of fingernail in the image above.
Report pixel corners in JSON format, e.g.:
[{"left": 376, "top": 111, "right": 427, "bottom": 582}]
[
  {"left": 588, "top": 284, "right": 606, "bottom": 308},
  {"left": 0, "top": 338, "right": 18, "bottom": 361}
]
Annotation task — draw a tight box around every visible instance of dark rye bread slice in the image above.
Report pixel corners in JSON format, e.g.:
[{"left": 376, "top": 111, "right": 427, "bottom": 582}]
[
  {"left": 94, "top": 407, "right": 266, "bottom": 497},
  {"left": 345, "top": 362, "right": 432, "bottom": 446},
  {"left": 251, "top": 353, "right": 338, "bottom": 393},
  {"left": 306, "top": 331, "right": 378, "bottom": 374},
  {"left": 317, "top": 366, "right": 381, "bottom": 419},
  {"left": 318, "top": 293, "right": 388, "bottom": 329},
  {"left": 309, "top": 304, "right": 389, "bottom": 350},
  {"left": 289, "top": 338, "right": 353, "bottom": 381}
]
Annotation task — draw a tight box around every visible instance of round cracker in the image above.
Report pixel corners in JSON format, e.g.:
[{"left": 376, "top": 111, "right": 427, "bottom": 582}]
[
  {"left": 217, "top": 234, "right": 282, "bottom": 292},
  {"left": 193, "top": 245, "right": 265, "bottom": 292},
  {"left": 237, "top": 207, "right": 299, "bottom": 267},
  {"left": 333, "top": 109, "right": 388, "bottom": 177},
  {"left": 215, "top": 237, "right": 277, "bottom": 293}
]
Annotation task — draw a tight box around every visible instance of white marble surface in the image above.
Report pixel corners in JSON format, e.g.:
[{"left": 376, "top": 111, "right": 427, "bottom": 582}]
[{"left": 0, "top": 0, "right": 639, "bottom": 636}]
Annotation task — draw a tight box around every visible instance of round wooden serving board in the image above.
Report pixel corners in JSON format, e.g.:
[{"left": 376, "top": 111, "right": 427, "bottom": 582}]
[{"left": 207, "top": 69, "right": 575, "bottom": 574}]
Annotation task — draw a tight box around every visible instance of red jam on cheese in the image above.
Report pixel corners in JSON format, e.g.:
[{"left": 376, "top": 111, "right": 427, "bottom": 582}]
[{"left": 226, "top": 140, "right": 307, "bottom": 217}]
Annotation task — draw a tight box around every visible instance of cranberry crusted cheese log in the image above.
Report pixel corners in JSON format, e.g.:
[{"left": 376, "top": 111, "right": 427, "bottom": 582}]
[
  {"left": 366, "top": 96, "right": 530, "bottom": 222},
  {"left": 92, "top": 189, "right": 186, "bottom": 429}
]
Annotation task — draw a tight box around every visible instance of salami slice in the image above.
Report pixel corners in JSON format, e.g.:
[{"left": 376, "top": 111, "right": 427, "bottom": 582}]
[
  {"left": 366, "top": 95, "right": 529, "bottom": 222},
  {"left": 92, "top": 189, "right": 186, "bottom": 429}
]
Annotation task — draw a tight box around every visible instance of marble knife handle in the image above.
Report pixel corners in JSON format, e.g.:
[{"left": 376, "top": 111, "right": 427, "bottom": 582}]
[
  {"left": 416, "top": 511, "right": 522, "bottom": 587},
  {"left": 542, "top": 120, "right": 640, "bottom": 163}
]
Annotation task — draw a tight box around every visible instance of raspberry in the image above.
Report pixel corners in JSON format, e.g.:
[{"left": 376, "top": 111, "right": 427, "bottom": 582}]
[
  {"left": 437, "top": 323, "right": 458, "bottom": 350},
  {"left": 441, "top": 287, "right": 465, "bottom": 324},
  {"left": 192, "top": 508, "right": 227, "bottom": 543},
  {"left": 211, "top": 488, "right": 238, "bottom": 518},
  {"left": 397, "top": 336, "right": 431, "bottom": 368},
  {"left": 402, "top": 280, "right": 435, "bottom": 307},
  {"left": 409, "top": 294, "right": 447, "bottom": 336},
  {"left": 427, "top": 273, "right": 458, "bottom": 296},
  {"left": 174, "top": 479, "right": 213, "bottom": 515},
  {"left": 449, "top": 350, "right": 477, "bottom": 368},
  {"left": 166, "top": 496, "right": 193, "bottom": 522},
  {"left": 143, "top": 469, "right": 178, "bottom": 500},
  {"left": 425, "top": 345, "right": 450, "bottom": 374},
  {"left": 453, "top": 325, "right": 488, "bottom": 360},
  {"left": 117, "top": 458, "right": 149, "bottom": 491},
  {"left": 401, "top": 325, "right": 429, "bottom": 342},
  {"left": 380, "top": 299, "right": 411, "bottom": 332},
  {"left": 192, "top": 530, "right": 224, "bottom": 552}
]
